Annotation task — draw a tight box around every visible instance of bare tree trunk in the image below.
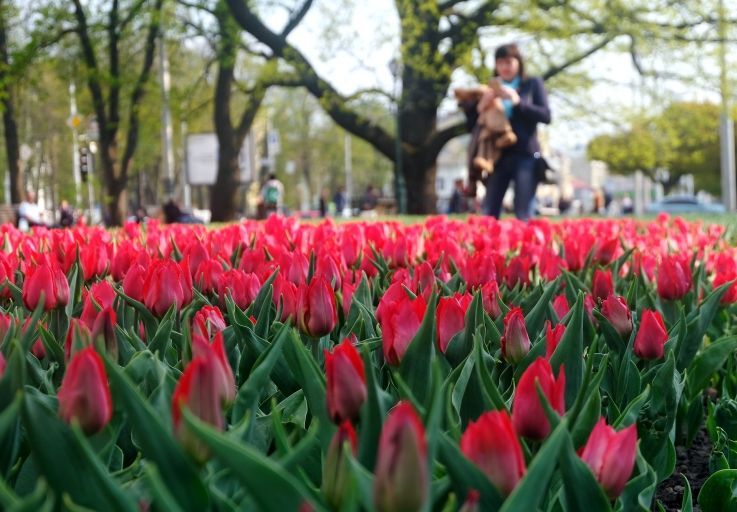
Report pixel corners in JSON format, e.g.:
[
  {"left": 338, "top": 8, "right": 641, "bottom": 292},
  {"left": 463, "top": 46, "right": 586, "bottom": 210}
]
[{"left": 0, "top": 3, "right": 22, "bottom": 203}]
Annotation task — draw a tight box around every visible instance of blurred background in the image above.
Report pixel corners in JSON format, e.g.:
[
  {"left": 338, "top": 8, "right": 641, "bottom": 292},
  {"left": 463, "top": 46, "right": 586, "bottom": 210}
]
[{"left": 1, "top": 0, "right": 736, "bottom": 225}]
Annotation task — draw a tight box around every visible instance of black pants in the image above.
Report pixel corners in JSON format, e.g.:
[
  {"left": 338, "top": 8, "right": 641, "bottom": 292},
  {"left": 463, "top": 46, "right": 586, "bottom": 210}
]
[{"left": 482, "top": 153, "right": 538, "bottom": 220}]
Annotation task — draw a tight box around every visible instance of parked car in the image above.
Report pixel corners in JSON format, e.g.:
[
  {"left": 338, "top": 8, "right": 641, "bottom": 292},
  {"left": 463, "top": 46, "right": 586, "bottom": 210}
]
[{"left": 645, "top": 195, "right": 726, "bottom": 214}]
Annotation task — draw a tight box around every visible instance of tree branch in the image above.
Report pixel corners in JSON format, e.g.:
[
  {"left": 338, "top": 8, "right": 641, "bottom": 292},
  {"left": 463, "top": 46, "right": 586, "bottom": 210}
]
[
  {"left": 542, "top": 35, "right": 615, "bottom": 81},
  {"left": 428, "top": 120, "right": 468, "bottom": 157},
  {"left": 225, "top": 0, "right": 395, "bottom": 158},
  {"left": 280, "top": 0, "right": 313, "bottom": 37}
]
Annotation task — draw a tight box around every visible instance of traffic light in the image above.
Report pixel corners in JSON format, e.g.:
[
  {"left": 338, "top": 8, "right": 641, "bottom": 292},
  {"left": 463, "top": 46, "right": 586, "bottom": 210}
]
[{"left": 79, "top": 146, "right": 88, "bottom": 182}]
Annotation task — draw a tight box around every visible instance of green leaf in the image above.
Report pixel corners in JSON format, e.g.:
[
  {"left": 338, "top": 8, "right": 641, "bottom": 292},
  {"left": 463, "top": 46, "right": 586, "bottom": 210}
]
[
  {"left": 21, "top": 389, "right": 137, "bottom": 512},
  {"left": 182, "top": 408, "right": 325, "bottom": 512},
  {"left": 524, "top": 277, "right": 560, "bottom": 335},
  {"left": 550, "top": 292, "right": 585, "bottom": 408},
  {"left": 688, "top": 335, "right": 737, "bottom": 398},
  {"left": 681, "top": 474, "right": 693, "bottom": 512},
  {"left": 559, "top": 431, "right": 611, "bottom": 512},
  {"left": 678, "top": 283, "right": 729, "bottom": 370},
  {"left": 500, "top": 420, "right": 568, "bottom": 512},
  {"left": 105, "top": 359, "right": 209, "bottom": 510},
  {"left": 399, "top": 292, "right": 438, "bottom": 407},
  {"left": 232, "top": 323, "right": 290, "bottom": 420},
  {"left": 698, "top": 469, "right": 737, "bottom": 512},
  {"left": 437, "top": 434, "right": 504, "bottom": 511},
  {"left": 358, "top": 344, "right": 387, "bottom": 469}
]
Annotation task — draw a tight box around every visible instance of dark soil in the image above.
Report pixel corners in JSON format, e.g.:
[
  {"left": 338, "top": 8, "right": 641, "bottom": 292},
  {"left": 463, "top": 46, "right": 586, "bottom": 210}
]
[{"left": 654, "top": 429, "right": 712, "bottom": 511}]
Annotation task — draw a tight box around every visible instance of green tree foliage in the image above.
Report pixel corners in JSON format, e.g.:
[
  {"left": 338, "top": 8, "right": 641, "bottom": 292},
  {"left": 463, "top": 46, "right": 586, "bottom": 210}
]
[{"left": 588, "top": 102, "right": 722, "bottom": 195}]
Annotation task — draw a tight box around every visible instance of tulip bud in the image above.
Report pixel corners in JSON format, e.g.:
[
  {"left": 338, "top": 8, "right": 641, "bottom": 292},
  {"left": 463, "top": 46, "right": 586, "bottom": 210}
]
[
  {"left": 374, "top": 402, "right": 428, "bottom": 512},
  {"left": 412, "top": 261, "right": 436, "bottom": 301},
  {"left": 172, "top": 353, "right": 226, "bottom": 462},
  {"left": 461, "top": 410, "right": 526, "bottom": 496},
  {"left": 584, "top": 293, "right": 598, "bottom": 327},
  {"left": 80, "top": 280, "right": 117, "bottom": 329},
  {"left": 436, "top": 293, "right": 472, "bottom": 353},
  {"left": 552, "top": 293, "right": 570, "bottom": 320},
  {"left": 58, "top": 347, "right": 113, "bottom": 435},
  {"left": 545, "top": 321, "right": 565, "bottom": 359},
  {"left": 79, "top": 242, "right": 109, "bottom": 281},
  {"left": 323, "top": 421, "right": 358, "bottom": 510},
  {"left": 0, "top": 253, "right": 16, "bottom": 299},
  {"left": 143, "top": 260, "right": 193, "bottom": 316},
  {"left": 0, "top": 351, "right": 5, "bottom": 379},
  {"left": 579, "top": 418, "right": 637, "bottom": 499},
  {"left": 192, "top": 306, "right": 227, "bottom": 340},
  {"left": 297, "top": 276, "right": 338, "bottom": 338},
  {"left": 501, "top": 307, "right": 531, "bottom": 364},
  {"left": 274, "top": 276, "right": 299, "bottom": 324},
  {"left": 191, "top": 331, "right": 236, "bottom": 406},
  {"left": 459, "top": 490, "right": 481, "bottom": 512},
  {"left": 512, "top": 357, "right": 566, "bottom": 440},
  {"left": 341, "top": 280, "right": 358, "bottom": 318},
  {"left": 633, "top": 309, "right": 668, "bottom": 360},
  {"left": 194, "top": 258, "right": 225, "bottom": 295},
  {"left": 657, "top": 255, "right": 691, "bottom": 301},
  {"left": 592, "top": 269, "right": 614, "bottom": 303},
  {"left": 480, "top": 281, "right": 502, "bottom": 319},
  {"left": 22, "top": 262, "right": 70, "bottom": 311},
  {"left": 122, "top": 263, "right": 147, "bottom": 302},
  {"left": 505, "top": 255, "right": 531, "bottom": 289},
  {"left": 595, "top": 237, "right": 619, "bottom": 266},
  {"left": 380, "top": 291, "right": 427, "bottom": 366},
  {"left": 218, "top": 269, "right": 261, "bottom": 310},
  {"left": 65, "top": 317, "right": 93, "bottom": 362},
  {"left": 325, "top": 338, "right": 367, "bottom": 423},
  {"left": 601, "top": 295, "right": 632, "bottom": 337},
  {"left": 91, "top": 307, "right": 118, "bottom": 363}
]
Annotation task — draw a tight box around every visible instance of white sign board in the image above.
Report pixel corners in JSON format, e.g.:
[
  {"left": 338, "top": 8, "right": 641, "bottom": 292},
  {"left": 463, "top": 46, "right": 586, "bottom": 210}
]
[{"left": 186, "top": 133, "right": 256, "bottom": 185}]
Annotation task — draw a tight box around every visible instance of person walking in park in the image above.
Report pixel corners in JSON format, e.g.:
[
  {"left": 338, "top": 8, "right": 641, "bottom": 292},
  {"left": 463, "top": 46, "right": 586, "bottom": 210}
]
[
  {"left": 260, "top": 173, "right": 284, "bottom": 216},
  {"left": 458, "top": 43, "right": 551, "bottom": 220}
]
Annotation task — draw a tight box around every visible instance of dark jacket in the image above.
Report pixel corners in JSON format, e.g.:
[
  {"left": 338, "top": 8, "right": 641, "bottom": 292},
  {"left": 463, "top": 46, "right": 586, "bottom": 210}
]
[{"left": 460, "top": 77, "right": 551, "bottom": 157}]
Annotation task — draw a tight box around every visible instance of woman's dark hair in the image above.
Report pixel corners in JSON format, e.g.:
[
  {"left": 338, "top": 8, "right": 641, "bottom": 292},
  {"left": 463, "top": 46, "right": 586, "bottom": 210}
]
[{"left": 494, "top": 43, "right": 525, "bottom": 79}]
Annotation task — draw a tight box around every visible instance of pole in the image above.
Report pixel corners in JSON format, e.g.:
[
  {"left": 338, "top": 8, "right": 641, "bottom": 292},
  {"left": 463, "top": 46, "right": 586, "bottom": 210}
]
[
  {"left": 69, "top": 82, "right": 82, "bottom": 205},
  {"left": 344, "top": 132, "right": 352, "bottom": 216},
  {"left": 719, "top": 0, "right": 737, "bottom": 211},
  {"left": 159, "top": 25, "right": 175, "bottom": 199}
]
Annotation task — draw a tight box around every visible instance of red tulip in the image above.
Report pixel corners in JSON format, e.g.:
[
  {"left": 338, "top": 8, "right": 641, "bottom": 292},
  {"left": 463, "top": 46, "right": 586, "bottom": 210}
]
[
  {"left": 143, "top": 259, "right": 193, "bottom": 316},
  {"left": 501, "top": 307, "right": 530, "bottom": 364},
  {"left": 436, "top": 293, "right": 472, "bottom": 353},
  {"left": 374, "top": 402, "right": 428, "bottom": 512},
  {"left": 191, "top": 330, "right": 236, "bottom": 406},
  {"left": 411, "top": 261, "right": 436, "bottom": 301},
  {"left": 480, "top": 281, "right": 502, "bottom": 319},
  {"left": 80, "top": 280, "right": 117, "bottom": 329},
  {"left": 0, "top": 252, "right": 16, "bottom": 299},
  {"left": 183, "top": 240, "right": 209, "bottom": 279},
  {"left": 22, "top": 261, "right": 70, "bottom": 311},
  {"left": 657, "top": 255, "right": 691, "bottom": 300},
  {"left": 375, "top": 281, "right": 408, "bottom": 324},
  {"left": 592, "top": 269, "right": 614, "bottom": 303},
  {"left": 325, "top": 338, "right": 367, "bottom": 423},
  {"left": 315, "top": 253, "right": 343, "bottom": 291},
  {"left": 192, "top": 306, "right": 227, "bottom": 340},
  {"left": 512, "top": 357, "right": 566, "bottom": 440},
  {"left": 341, "top": 280, "right": 358, "bottom": 318},
  {"left": 273, "top": 274, "right": 299, "bottom": 323},
  {"left": 579, "top": 418, "right": 637, "bottom": 499},
  {"left": 505, "top": 254, "right": 531, "bottom": 289},
  {"left": 194, "top": 258, "right": 225, "bottom": 295},
  {"left": 64, "top": 317, "right": 92, "bottom": 362},
  {"left": 122, "top": 263, "right": 147, "bottom": 302},
  {"left": 0, "top": 352, "right": 5, "bottom": 379},
  {"left": 297, "top": 276, "right": 338, "bottom": 338},
  {"left": 380, "top": 290, "right": 427, "bottom": 366},
  {"left": 462, "top": 251, "right": 497, "bottom": 289},
  {"left": 91, "top": 307, "right": 118, "bottom": 361},
  {"left": 595, "top": 237, "right": 619, "bottom": 265},
  {"left": 545, "top": 320, "right": 565, "bottom": 359},
  {"left": 553, "top": 293, "right": 570, "bottom": 320},
  {"left": 584, "top": 293, "right": 598, "bottom": 327},
  {"left": 461, "top": 410, "right": 526, "bottom": 496},
  {"left": 218, "top": 269, "right": 261, "bottom": 310},
  {"left": 58, "top": 347, "right": 112, "bottom": 435},
  {"left": 601, "top": 295, "right": 632, "bottom": 337},
  {"left": 79, "top": 241, "right": 109, "bottom": 281},
  {"left": 172, "top": 352, "right": 227, "bottom": 462},
  {"left": 634, "top": 309, "right": 668, "bottom": 360}
]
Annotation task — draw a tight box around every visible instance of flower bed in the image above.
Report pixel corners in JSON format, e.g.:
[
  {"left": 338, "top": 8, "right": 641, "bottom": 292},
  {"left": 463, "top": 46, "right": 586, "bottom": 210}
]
[{"left": 0, "top": 214, "right": 736, "bottom": 511}]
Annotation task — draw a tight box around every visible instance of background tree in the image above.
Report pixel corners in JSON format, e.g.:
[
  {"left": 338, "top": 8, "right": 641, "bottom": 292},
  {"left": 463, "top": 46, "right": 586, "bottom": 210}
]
[
  {"left": 224, "top": 0, "right": 716, "bottom": 214},
  {"left": 588, "top": 102, "right": 722, "bottom": 195},
  {"left": 69, "top": 0, "right": 165, "bottom": 226}
]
